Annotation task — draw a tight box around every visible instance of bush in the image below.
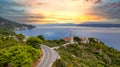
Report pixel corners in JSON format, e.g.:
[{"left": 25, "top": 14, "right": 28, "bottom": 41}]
[
  {"left": 53, "top": 59, "right": 67, "bottom": 67},
  {"left": 37, "top": 35, "right": 45, "bottom": 41},
  {"left": 26, "top": 37, "right": 43, "bottom": 49},
  {"left": 0, "top": 36, "right": 19, "bottom": 49},
  {"left": 74, "top": 36, "right": 81, "bottom": 42},
  {"left": 16, "top": 34, "right": 25, "bottom": 42},
  {"left": 0, "top": 49, "right": 10, "bottom": 67}
]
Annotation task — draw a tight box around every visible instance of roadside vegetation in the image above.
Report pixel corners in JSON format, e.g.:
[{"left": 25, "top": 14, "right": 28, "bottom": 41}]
[
  {"left": 37, "top": 35, "right": 66, "bottom": 47},
  {"left": 52, "top": 37, "right": 120, "bottom": 67},
  {"left": 0, "top": 34, "right": 43, "bottom": 67},
  {"left": 0, "top": 18, "right": 42, "bottom": 67},
  {"left": 43, "top": 39, "right": 66, "bottom": 47}
]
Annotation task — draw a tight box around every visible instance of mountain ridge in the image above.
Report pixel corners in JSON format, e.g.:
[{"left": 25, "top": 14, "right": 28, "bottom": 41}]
[
  {"left": 0, "top": 17, "right": 36, "bottom": 31},
  {"left": 78, "top": 22, "right": 120, "bottom": 28}
]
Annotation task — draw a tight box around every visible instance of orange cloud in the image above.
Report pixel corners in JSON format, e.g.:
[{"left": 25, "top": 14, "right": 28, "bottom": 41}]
[
  {"left": 77, "top": 14, "right": 107, "bottom": 21},
  {"left": 24, "top": 13, "right": 107, "bottom": 24},
  {"left": 15, "top": 0, "right": 108, "bottom": 24}
]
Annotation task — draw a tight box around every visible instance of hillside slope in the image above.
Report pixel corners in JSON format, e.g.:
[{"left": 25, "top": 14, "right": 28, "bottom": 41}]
[
  {"left": 53, "top": 38, "right": 120, "bottom": 67},
  {"left": 0, "top": 17, "right": 35, "bottom": 35},
  {"left": 0, "top": 17, "right": 35, "bottom": 30}
]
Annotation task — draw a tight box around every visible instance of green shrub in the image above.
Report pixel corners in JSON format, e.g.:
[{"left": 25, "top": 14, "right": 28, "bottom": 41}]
[
  {"left": 26, "top": 37, "right": 43, "bottom": 49},
  {"left": 0, "top": 46, "right": 40, "bottom": 67},
  {"left": 53, "top": 59, "right": 67, "bottom": 67}
]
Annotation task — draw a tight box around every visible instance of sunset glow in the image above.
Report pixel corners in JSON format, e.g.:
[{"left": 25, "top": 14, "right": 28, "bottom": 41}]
[{"left": 0, "top": 0, "right": 120, "bottom": 24}]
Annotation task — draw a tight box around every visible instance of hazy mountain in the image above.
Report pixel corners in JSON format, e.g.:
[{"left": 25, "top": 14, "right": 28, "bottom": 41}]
[
  {"left": 34, "top": 23, "right": 77, "bottom": 26},
  {"left": 0, "top": 17, "right": 36, "bottom": 31},
  {"left": 34, "top": 22, "right": 120, "bottom": 28},
  {"left": 78, "top": 22, "right": 120, "bottom": 28}
]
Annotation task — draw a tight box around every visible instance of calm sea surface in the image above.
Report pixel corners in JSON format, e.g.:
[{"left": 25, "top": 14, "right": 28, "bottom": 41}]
[{"left": 16, "top": 25, "right": 120, "bottom": 51}]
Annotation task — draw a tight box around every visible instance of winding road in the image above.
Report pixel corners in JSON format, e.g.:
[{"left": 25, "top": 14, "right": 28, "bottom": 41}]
[
  {"left": 37, "top": 45, "right": 59, "bottom": 67},
  {"left": 51, "top": 42, "right": 72, "bottom": 49}
]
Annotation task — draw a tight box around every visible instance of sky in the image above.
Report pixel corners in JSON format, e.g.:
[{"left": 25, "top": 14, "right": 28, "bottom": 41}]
[{"left": 0, "top": 0, "right": 120, "bottom": 24}]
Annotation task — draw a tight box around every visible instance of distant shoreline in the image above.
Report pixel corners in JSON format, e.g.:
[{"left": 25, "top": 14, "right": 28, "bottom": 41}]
[{"left": 32, "top": 23, "right": 120, "bottom": 28}]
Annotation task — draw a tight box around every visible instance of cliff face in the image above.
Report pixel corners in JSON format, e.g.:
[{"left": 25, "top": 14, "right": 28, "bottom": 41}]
[{"left": 0, "top": 17, "right": 36, "bottom": 31}]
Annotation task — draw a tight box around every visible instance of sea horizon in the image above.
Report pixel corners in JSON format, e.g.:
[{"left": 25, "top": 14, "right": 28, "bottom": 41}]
[{"left": 16, "top": 25, "right": 120, "bottom": 51}]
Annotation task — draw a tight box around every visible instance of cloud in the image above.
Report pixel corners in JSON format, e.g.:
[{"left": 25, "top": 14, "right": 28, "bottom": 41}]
[
  {"left": 0, "top": 0, "right": 24, "bottom": 14},
  {"left": 86, "top": 0, "right": 120, "bottom": 20},
  {"left": 0, "top": 0, "right": 42, "bottom": 7},
  {"left": 0, "top": 0, "right": 45, "bottom": 23},
  {"left": 0, "top": 0, "right": 43, "bottom": 14},
  {"left": 0, "top": 0, "right": 120, "bottom": 24},
  {"left": 108, "top": 1, "right": 120, "bottom": 13},
  {"left": 13, "top": 0, "right": 42, "bottom": 7},
  {"left": 85, "top": 0, "right": 103, "bottom": 4}
]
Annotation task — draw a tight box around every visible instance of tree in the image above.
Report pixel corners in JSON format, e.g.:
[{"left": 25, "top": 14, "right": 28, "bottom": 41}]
[
  {"left": 74, "top": 36, "right": 81, "bottom": 42},
  {"left": 37, "top": 35, "right": 45, "bottom": 41},
  {"left": 53, "top": 59, "right": 67, "bottom": 67},
  {"left": 16, "top": 34, "right": 25, "bottom": 42},
  {"left": 89, "top": 38, "right": 97, "bottom": 44},
  {"left": 26, "top": 37, "right": 43, "bottom": 49}
]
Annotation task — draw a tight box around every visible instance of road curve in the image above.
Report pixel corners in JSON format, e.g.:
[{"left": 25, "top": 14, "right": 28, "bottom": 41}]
[{"left": 37, "top": 45, "right": 59, "bottom": 67}]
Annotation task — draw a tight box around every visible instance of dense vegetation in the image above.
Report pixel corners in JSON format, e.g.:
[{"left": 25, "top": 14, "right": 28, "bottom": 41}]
[
  {"left": 53, "top": 37, "right": 120, "bottom": 67},
  {"left": 0, "top": 27, "right": 15, "bottom": 35},
  {"left": 36, "top": 34, "right": 66, "bottom": 47},
  {"left": 0, "top": 17, "right": 44, "bottom": 67},
  {"left": 0, "top": 46, "right": 40, "bottom": 67},
  {"left": 43, "top": 39, "right": 66, "bottom": 47},
  {"left": 0, "top": 34, "right": 43, "bottom": 67},
  {"left": 26, "top": 37, "right": 43, "bottom": 49}
]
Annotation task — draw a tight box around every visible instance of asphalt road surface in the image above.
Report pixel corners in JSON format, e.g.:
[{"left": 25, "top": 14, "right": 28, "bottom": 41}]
[{"left": 37, "top": 45, "right": 59, "bottom": 67}]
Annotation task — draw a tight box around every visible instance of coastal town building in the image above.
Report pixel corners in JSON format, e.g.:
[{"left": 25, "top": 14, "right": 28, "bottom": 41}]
[
  {"left": 64, "top": 29, "right": 74, "bottom": 44},
  {"left": 80, "top": 37, "right": 89, "bottom": 44}
]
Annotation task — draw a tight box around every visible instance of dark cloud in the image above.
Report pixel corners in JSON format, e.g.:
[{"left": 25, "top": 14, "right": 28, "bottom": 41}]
[
  {"left": 0, "top": 0, "right": 44, "bottom": 23},
  {"left": 0, "top": 8, "right": 24, "bottom": 14},
  {"left": 0, "top": 0, "right": 42, "bottom": 7},
  {"left": 0, "top": 0, "right": 25, "bottom": 14},
  {"left": 0, "top": 13, "right": 45, "bottom": 24},
  {"left": 0, "top": 0, "right": 43, "bottom": 14},
  {"left": 85, "top": 0, "right": 103, "bottom": 4},
  {"left": 87, "top": 1, "right": 120, "bottom": 20},
  {"left": 94, "top": 0, "right": 102, "bottom": 4},
  {"left": 108, "top": 1, "right": 120, "bottom": 12}
]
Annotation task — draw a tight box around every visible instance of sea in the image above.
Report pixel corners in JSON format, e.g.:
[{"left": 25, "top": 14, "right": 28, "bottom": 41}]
[{"left": 16, "top": 25, "right": 120, "bottom": 51}]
